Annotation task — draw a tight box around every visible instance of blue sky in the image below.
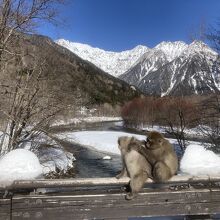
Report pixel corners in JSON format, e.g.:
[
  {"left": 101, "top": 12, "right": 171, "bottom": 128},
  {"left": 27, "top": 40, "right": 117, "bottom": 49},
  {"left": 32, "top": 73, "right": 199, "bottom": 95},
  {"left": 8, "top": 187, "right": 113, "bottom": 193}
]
[{"left": 38, "top": 0, "right": 220, "bottom": 51}]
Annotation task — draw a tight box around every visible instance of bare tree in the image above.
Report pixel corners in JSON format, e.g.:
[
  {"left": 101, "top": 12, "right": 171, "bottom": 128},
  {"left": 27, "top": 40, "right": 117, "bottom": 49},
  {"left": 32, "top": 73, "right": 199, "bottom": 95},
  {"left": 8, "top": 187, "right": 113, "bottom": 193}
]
[
  {"left": 0, "top": 0, "right": 65, "bottom": 59},
  {"left": 166, "top": 98, "right": 195, "bottom": 152},
  {"left": 0, "top": 0, "right": 66, "bottom": 155},
  {"left": 197, "top": 22, "right": 220, "bottom": 151},
  {"left": 0, "top": 55, "right": 64, "bottom": 155},
  {"left": 197, "top": 95, "right": 220, "bottom": 152},
  {"left": 159, "top": 98, "right": 188, "bottom": 152}
]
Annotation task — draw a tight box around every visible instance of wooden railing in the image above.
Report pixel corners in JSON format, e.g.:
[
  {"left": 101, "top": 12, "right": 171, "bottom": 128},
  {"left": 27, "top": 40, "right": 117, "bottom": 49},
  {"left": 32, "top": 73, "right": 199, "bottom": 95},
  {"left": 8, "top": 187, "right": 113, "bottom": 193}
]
[{"left": 1, "top": 175, "right": 220, "bottom": 220}]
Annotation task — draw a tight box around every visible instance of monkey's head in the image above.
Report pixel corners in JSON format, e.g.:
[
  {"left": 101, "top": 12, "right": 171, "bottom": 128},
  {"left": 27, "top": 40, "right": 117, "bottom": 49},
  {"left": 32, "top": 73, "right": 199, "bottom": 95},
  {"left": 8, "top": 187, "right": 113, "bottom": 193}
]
[
  {"left": 145, "top": 131, "right": 164, "bottom": 149},
  {"left": 118, "top": 136, "right": 135, "bottom": 152}
]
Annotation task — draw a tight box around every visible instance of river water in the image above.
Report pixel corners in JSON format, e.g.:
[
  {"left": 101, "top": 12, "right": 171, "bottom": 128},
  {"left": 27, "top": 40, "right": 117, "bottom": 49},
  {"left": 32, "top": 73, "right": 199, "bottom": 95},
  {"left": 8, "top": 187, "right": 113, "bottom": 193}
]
[{"left": 51, "top": 120, "right": 125, "bottom": 178}]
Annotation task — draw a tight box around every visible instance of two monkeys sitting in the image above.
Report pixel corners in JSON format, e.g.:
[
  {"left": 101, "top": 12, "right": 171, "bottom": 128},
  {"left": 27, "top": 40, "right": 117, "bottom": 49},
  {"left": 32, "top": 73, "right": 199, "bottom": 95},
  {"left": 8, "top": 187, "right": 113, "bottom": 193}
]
[{"left": 117, "top": 131, "right": 178, "bottom": 200}]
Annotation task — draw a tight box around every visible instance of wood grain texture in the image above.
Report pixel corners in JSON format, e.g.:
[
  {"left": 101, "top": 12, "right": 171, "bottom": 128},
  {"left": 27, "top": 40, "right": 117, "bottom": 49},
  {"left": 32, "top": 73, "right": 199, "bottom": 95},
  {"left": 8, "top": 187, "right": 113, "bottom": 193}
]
[
  {"left": 11, "top": 188, "right": 220, "bottom": 220},
  {"left": 1, "top": 176, "right": 220, "bottom": 219},
  {"left": 0, "top": 198, "right": 11, "bottom": 220}
]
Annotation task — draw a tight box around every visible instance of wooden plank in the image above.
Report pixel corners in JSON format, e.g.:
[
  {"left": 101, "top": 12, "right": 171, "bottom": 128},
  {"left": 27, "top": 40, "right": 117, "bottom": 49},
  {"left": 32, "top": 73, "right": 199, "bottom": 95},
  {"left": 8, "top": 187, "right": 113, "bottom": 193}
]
[
  {"left": 11, "top": 188, "right": 220, "bottom": 219},
  {"left": 3, "top": 175, "right": 220, "bottom": 190},
  {"left": 0, "top": 197, "right": 11, "bottom": 220}
]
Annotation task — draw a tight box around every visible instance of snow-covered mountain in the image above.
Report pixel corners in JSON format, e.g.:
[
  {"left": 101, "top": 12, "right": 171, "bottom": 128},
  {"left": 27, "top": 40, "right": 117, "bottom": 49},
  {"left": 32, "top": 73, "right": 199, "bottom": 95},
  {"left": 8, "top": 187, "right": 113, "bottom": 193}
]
[
  {"left": 56, "top": 39, "right": 220, "bottom": 96},
  {"left": 155, "top": 41, "right": 188, "bottom": 61},
  {"left": 56, "top": 39, "right": 149, "bottom": 77},
  {"left": 120, "top": 41, "right": 220, "bottom": 96}
]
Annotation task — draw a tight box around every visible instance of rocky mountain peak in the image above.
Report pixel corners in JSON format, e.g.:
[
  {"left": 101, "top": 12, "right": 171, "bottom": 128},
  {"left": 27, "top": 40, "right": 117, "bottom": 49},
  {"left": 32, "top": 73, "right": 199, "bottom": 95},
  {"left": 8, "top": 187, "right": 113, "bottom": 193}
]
[
  {"left": 155, "top": 41, "right": 188, "bottom": 61},
  {"left": 120, "top": 41, "right": 220, "bottom": 96},
  {"left": 184, "top": 40, "right": 218, "bottom": 57}
]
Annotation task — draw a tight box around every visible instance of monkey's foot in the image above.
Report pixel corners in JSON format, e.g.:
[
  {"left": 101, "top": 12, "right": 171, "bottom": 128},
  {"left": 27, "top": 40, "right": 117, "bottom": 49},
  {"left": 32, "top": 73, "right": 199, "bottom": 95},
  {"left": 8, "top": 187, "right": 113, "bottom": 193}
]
[
  {"left": 116, "top": 171, "right": 128, "bottom": 179},
  {"left": 125, "top": 192, "right": 137, "bottom": 200},
  {"left": 116, "top": 173, "right": 123, "bottom": 179}
]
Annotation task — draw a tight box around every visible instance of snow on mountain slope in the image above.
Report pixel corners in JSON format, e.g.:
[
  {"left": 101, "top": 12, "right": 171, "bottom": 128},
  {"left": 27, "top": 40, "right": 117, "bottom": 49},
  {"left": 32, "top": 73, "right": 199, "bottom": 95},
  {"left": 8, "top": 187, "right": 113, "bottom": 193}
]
[
  {"left": 121, "top": 40, "right": 220, "bottom": 96},
  {"left": 184, "top": 41, "right": 217, "bottom": 57},
  {"left": 120, "top": 41, "right": 189, "bottom": 89},
  {"left": 119, "top": 49, "right": 168, "bottom": 87},
  {"left": 155, "top": 41, "right": 188, "bottom": 61},
  {"left": 55, "top": 39, "right": 149, "bottom": 77},
  {"left": 56, "top": 38, "right": 220, "bottom": 96}
]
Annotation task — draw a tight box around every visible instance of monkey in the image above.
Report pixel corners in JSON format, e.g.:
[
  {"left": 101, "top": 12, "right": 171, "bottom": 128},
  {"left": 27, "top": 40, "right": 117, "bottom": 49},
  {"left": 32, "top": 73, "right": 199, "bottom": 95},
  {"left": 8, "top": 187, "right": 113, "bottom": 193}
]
[
  {"left": 116, "top": 136, "right": 152, "bottom": 200},
  {"left": 132, "top": 131, "right": 178, "bottom": 183}
]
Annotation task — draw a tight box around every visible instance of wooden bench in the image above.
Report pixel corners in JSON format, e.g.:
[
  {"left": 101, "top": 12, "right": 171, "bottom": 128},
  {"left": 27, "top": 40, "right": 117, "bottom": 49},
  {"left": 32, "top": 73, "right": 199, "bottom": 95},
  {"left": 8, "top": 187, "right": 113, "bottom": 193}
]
[{"left": 1, "top": 175, "right": 220, "bottom": 220}]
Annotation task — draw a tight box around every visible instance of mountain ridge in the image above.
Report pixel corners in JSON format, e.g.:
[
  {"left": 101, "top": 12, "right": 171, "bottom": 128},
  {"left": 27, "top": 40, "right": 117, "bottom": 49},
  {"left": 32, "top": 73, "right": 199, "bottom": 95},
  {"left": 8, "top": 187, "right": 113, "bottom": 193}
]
[
  {"left": 56, "top": 39, "right": 220, "bottom": 96},
  {"left": 121, "top": 40, "right": 220, "bottom": 96},
  {"left": 56, "top": 39, "right": 149, "bottom": 77}
]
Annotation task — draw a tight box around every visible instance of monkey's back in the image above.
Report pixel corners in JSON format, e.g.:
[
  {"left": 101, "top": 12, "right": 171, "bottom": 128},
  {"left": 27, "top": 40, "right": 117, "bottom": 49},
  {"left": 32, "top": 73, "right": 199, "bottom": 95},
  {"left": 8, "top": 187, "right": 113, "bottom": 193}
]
[{"left": 125, "top": 150, "right": 152, "bottom": 178}]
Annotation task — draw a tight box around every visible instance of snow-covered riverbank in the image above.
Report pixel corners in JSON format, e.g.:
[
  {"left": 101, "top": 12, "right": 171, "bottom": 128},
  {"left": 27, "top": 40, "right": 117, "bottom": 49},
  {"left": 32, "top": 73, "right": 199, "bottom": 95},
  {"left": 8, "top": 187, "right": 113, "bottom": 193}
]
[
  {"left": 58, "top": 131, "right": 145, "bottom": 155},
  {"left": 0, "top": 118, "right": 122, "bottom": 186},
  {"left": 53, "top": 116, "right": 122, "bottom": 126},
  {"left": 1, "top": 118, "right": 220, "bottom": 187},
  {"left": 58, "top": 130, "right": 220, "bottom": 176}
]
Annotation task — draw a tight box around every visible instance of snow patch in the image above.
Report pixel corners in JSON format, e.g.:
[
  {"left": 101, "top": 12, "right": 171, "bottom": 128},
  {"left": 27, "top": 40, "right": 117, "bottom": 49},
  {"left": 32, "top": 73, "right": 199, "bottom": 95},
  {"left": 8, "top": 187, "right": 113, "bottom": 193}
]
[
  {"left": 180, "top": 144, "right": 220, "bottom": 175},
  {"left": 0, "top": 149, "right": 43, "bottom": 187},
  {"left": 102, "top": 155, "right": 112, "bottom": 160}
]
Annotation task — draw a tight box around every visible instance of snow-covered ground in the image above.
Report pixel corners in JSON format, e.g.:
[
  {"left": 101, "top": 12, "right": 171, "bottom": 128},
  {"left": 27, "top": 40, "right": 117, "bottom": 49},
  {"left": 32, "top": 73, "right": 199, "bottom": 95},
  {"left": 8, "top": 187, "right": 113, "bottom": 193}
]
[
  {"left": 0, "top": 146, "right": 76, "bottom": 187},
  {"left": 19, "top": 133, "right": 76, "bottom": 175},
  {"left": 58, "top": 131, "right": 145, "bottom": 155},
  {"left": 57, "top": 130, "right": 184, "bottom": 155},
  {"left": 0, "top": 133, "right": 76, "bottom": 187},
  {"left": 38, "top": 147, "right": 76, "bottom": 174},
  {"left": 180, "top": 144, "right": 220, "bottom": 175}
]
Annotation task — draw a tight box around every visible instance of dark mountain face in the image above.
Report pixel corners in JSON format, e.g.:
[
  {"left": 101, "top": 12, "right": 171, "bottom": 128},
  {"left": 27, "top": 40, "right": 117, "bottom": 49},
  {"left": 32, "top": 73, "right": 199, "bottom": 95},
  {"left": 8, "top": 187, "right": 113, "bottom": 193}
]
[
  {"left": 120, "top": 41, "right": 220, "bottom": 96},
  {"left": 137, "top": 55, "right": 220, "bottom": 96},
  {"left": 119, "top": 50, "right": 168, "bottom": 88},
  {"left": 6, "top": 34, "right": 140, "bottom": 107}
]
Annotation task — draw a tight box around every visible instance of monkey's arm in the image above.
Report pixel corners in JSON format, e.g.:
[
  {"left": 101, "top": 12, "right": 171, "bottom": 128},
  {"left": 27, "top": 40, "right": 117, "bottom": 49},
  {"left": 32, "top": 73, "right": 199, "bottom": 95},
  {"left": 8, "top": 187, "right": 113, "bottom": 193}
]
[{"left": 132, "top": 145, "right": 158, "bottom": 165}]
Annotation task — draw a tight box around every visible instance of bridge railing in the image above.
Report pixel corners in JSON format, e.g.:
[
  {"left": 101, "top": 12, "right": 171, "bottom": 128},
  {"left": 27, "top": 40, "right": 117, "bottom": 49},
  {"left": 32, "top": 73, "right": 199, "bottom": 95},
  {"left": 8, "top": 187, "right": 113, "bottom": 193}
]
[{"left": 1, "top": 175, "right": 220, "bottom": 220}]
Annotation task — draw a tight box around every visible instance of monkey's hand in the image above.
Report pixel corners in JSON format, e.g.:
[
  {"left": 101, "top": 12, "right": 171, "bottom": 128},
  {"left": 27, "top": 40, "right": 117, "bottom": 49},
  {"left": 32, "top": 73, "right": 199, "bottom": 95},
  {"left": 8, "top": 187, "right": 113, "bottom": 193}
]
[
  {"left": 131, "top": 144, "right": 145, "bottom": 154},
  {"left": 132, "top": 144, "right": 157, "bottom": 165}
]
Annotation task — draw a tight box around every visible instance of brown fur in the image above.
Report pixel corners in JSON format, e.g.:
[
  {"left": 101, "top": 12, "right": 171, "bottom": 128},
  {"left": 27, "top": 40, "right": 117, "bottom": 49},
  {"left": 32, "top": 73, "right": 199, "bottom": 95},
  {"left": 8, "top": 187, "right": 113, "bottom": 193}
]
[
  {"left": 133, "top": 131, "right": 178, "bottom": 183},
  {"left": 116, "top": 136, "right": 152, "bottom": 200}
]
